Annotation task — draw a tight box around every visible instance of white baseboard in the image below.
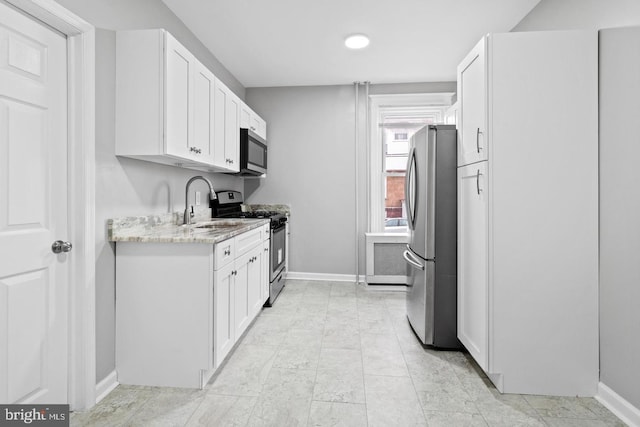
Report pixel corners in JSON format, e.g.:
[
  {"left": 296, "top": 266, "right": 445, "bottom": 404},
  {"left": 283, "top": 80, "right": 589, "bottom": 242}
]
[
  {"left": 596, "top": 382, "right": 640, "bottom": 427},
  {"left": 95, "top": 370, "right": 118, "bottom": 404},
  {"left": 286, "top": 271, "right": 365, "bottom": 283}
]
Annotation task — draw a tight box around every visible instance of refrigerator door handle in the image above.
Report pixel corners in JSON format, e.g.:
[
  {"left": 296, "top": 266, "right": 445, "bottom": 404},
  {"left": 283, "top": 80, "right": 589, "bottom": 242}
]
[
  {"left": 405, "top": 146, "right": 417, "bottom": 231},
  {"left": 403, "top": 247, "right": 425, "bottom": 271}
]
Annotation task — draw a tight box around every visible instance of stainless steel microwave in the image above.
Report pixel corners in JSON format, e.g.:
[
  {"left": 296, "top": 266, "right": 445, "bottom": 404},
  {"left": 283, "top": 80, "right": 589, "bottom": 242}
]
[{"left": 237, "top": 128, "right": 267, "bottom": 176}]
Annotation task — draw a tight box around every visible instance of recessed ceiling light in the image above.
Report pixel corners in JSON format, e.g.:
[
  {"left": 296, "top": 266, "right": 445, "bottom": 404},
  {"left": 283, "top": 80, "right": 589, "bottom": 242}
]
[{"left": 345, "top": 34, "right": 370, "bottom": 49}]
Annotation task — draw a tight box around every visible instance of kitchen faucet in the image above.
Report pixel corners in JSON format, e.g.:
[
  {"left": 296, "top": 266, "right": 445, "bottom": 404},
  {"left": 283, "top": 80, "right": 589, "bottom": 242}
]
[{"left": 184, "top": 176, "right": 216, "bottom": 225}]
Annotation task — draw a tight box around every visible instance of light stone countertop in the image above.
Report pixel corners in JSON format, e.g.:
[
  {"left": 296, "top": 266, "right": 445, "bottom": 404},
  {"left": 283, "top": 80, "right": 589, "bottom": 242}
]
[
  {"left": 108, "top": 213, "right": 269, "bottom": 244},
  {"left": 244, "top": 204, "right": 290, "bottom": 215}
]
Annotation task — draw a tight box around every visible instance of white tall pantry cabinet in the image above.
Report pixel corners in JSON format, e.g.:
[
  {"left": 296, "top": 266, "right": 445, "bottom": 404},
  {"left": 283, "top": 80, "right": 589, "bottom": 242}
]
[{"left": 456, "top": 31, "right": 599, "bottom": 396}]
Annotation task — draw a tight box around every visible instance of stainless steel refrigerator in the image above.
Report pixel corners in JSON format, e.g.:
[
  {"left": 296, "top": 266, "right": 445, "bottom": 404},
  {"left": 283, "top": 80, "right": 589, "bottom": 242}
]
[{"left": 404, "top": 124, "right": 461, "bottom": 348}]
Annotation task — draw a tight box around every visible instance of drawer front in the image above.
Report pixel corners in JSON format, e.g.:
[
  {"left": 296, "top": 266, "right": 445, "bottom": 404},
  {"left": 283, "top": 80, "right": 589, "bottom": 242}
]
[
  {"left": 235, "top": 227, "right": 263, "bottom": 257},
  {"left": 214, "top": 238, "right": 235, "bottom": 270},
  {"left": 262, "top": 224, "right": 270, "bottom": 240}
]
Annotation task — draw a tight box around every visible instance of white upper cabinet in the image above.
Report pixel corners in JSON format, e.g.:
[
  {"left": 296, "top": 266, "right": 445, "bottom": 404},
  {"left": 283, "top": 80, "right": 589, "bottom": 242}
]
[
  {"left": 213, "top": 77, "right": 240, "bottom": 172},
  {"left": 240, "top": 102, "right": 267, "bottom": 141},
  {"left": 457, "top": 38, "right": 486, "bottom": 167},
  {"left": 116, "top": 30, "right": 214, "bottom": 167},
  {"left": 115, "top": 29, "right": 265, "bottom": 173}
]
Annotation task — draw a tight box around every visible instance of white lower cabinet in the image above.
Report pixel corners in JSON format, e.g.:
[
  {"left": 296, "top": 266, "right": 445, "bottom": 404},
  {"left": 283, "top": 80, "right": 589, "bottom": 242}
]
[
  {"left": 213, "top": 231, "right": 264, "bottom": 366},
  {"left": 457, "top": 162, "right": 488, "bottom": 371},
  {"left": 116, "top": 226, "right": 268, "bottom": 389},
  {"left": 213, "top": 261, "right": 234, "bottom": 368}
]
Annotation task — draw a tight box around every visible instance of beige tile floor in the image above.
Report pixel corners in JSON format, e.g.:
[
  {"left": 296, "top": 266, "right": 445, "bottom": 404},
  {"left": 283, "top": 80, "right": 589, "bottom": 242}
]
[{"left": 71, "top": 280, "right": 625, "bottom": 426}]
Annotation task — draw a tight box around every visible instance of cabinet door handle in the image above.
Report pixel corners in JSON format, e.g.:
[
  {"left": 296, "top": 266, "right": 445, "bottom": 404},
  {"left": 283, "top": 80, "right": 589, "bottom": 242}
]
[
  {"left": 476, "top": 128, "right": 483, "bottom": 153},
  {"left": 476, "top": 169, "right": 483, "bottom": 195}
]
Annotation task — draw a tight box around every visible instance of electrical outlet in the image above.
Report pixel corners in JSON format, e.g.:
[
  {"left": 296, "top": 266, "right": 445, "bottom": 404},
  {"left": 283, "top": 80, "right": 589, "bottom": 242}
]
[{"left": 195, "top": 191, "right": 201, "bottom": 206}]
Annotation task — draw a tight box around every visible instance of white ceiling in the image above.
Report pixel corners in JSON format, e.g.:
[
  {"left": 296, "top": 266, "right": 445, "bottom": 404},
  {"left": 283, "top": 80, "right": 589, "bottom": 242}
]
[{"left": 162, "top": 0, "right": 541, "bottom": 88}]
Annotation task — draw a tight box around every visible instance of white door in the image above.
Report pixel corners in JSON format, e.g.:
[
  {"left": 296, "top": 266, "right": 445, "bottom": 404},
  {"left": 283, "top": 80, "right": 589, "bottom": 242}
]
[
  {"left": 233, "top": 255, "right": 250, "bottom": 338},
  {"left": 193, "top": 62, "right": 215, "bottom": 164},
  {"left": 247, "top": 246, "right": 263, "bottom": 318},
  {"left": 457, "top": 38, "right": 486, "bottom": 166},
  {"left": 213, "top": 263, "right": 234, "bottom": 367},
  {"left": 239, "top": 103, "right": 251, "bottom": 129},
  {"left": 0, "top": 2, "right": 69, "bottom": 404},
  {"left": 457, "top": 162, "right": 488, "bottom": 371},
  {"left": 164, "top": 33, "right": 195, "bottom": 162},
  {"left": 213, "top": 79, "right": 229, "bottom": 169},
  {"left": 261, "top": 239, "right": 269, "bottom": 303},
  {"left": 225, "top": 94, "right": 240, "bottom": 172}
]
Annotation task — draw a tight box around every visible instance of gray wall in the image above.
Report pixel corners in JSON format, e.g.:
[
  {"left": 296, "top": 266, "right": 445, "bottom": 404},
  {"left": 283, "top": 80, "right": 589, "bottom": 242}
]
[
  {"left": 513, "top": 0, "right": 640, "bottom": 410},
  {"left": 56, "top": 0, "right": 248, "bottom": 384},
  {"left": 244, "top": 82, "right": 455, "bottom": 276},
  {"left": 57, "top": 0, "right": 244, "bottom": 99},
  {"left": 244, "top": 85, "right": 357, "bottom": 276}
]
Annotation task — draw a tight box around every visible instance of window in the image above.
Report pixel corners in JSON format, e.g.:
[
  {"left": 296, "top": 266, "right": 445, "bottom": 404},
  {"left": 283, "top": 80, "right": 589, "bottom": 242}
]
[
  {"left": 383, "top": 125, "right": 416, "bottom": 233},
  {"left": 368, "top": 94, "right": 454, "bottom": 233}
]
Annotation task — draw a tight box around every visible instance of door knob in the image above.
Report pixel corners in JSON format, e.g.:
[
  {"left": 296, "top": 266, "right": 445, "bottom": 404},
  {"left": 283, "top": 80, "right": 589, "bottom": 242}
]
[{"left": 52, "top": 240, "right": 72, "bottom": 254}]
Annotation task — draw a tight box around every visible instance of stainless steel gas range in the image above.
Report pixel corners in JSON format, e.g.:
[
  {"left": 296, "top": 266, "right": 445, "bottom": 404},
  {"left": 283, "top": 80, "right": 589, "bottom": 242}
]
[{"left": 212, "top": 190, "right": 287, "bottom": 306}]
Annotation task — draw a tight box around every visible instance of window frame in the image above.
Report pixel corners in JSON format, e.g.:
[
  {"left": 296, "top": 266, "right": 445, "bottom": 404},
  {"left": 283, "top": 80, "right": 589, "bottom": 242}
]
[{"left": 368, "top": 93, "right": 455, "bottom": 233}]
